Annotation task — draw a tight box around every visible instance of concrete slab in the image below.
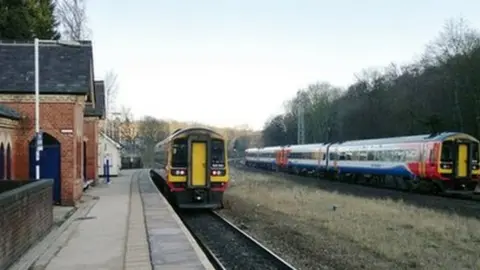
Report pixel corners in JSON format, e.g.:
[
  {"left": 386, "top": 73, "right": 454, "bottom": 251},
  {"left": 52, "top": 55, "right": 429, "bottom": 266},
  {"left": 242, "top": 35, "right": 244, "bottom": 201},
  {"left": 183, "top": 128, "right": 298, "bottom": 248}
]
[
  {"left": 138, "top": 171, "right": 214, "bottom": 270},
  {"left": 41, "top": 170, "right": 138, "bottom": 270},
  {"left": 53, "top": 206, "right": 75, "bottom": 225},
  {"left": 8, "top": 195, "right": 97, "bottom": 270}
]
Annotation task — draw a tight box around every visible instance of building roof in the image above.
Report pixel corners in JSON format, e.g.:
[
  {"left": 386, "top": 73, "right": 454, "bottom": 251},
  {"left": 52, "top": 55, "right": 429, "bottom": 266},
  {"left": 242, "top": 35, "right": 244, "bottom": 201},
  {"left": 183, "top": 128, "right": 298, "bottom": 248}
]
[
  {"left": 100, "top": 132, "right": 122, "bottom": 149},
  {"left": 84, "top": 80, "right": 105, "bottom": 118},
  {"left": 0, "top": 104, "right": 21, "bottom": 120},
  {"left": 0, "top": 40, "right": 94, "bottom": 95}
]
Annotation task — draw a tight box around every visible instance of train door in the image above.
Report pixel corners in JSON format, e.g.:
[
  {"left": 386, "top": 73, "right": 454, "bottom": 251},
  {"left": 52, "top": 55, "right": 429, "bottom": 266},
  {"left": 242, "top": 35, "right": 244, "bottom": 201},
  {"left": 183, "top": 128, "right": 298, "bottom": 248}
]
[
  {"left": 283, "top": 149, "right": 291, "bottom": 168},
  {"left": 191, "top": 141, "right": 207, "bottom": 186},
  {"left": 457, "top": 143, "right": 468, "bottom": 178},
  {"left": 275, "top": 150, "right": 282, "bottom": 166}
]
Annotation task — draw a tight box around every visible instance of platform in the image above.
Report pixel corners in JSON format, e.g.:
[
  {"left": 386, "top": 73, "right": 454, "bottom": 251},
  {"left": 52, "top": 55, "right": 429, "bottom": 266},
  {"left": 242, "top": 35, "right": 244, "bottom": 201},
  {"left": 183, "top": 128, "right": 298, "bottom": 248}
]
[
  {"left": 25, "top": 169, "right": 213, "bottom": 270},
  {"left": 138, "top": 170, "right": 214, "bottom": 270}
]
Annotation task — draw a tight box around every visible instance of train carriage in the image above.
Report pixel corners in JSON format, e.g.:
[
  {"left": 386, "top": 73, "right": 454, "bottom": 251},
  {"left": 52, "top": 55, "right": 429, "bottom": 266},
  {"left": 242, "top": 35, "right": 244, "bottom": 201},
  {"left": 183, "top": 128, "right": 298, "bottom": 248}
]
[
  {"left": 256, "top": 146, "right": 283, "bottom": 170},
  {"left": 282, "top": 144, "right": 327, "bottom": 175},
  {"left": 246, "top": 132, "right": 480, "bottom": 194},
  {"left": 245, "top": 148, "right": 259, "bottom": 167},
  {"left": 151, "top": 127, "right": 229, "bottom": 209}
]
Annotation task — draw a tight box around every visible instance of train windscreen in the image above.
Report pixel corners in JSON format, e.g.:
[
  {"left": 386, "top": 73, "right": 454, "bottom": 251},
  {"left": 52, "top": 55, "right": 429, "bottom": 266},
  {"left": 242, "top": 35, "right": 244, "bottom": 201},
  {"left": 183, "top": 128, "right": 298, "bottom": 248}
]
[
  {"left": 441, "top": 141, "right": 453, "bottom": 162},
  {"left": 171, "top": 138, "right": 188, "bottom": 167},
  {"left": 473, "top": 143, "right": 479, "bottom": 163},
  {"left": 211, "top": 139, "right": 225, "bottom": 168}
]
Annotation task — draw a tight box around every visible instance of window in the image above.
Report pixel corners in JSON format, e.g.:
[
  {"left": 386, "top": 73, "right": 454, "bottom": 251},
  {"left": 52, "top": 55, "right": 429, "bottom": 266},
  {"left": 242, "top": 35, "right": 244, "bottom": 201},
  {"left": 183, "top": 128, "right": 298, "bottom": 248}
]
[
  {"left": 329, "top": 152, "right": 337, "bottom": 160},
  {"left": 472, "top": 143, "right": 479, "bottom": 163},
  {"left": 171, "top": 138, "right": 188, "bottom": 167},
  {"left": 440, "top": 141, "right": 453, "bottom": 162},
  {"left": 211, "top": 139, "right": 225, "bottom": 167}
]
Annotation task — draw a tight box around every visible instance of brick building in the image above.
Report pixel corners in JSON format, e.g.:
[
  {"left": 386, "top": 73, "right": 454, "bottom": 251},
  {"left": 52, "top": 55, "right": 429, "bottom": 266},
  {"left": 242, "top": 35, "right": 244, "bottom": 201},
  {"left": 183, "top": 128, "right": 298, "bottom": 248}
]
[
  {"left": 0, "top": 40, "right": 104, "bottom": 206},
  {"left": 0, "top": 105, "right": 20, "bottom": 180},
  {"left": 84, "top": 81, "right": 106, "bottom": 184}
]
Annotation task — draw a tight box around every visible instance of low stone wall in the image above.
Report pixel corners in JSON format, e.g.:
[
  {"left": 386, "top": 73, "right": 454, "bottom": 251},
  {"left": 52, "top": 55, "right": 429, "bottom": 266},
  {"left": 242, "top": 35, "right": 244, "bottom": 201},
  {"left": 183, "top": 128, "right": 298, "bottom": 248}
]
[{"left": 0, "top": 179, "right": 53, "bottom": 270}]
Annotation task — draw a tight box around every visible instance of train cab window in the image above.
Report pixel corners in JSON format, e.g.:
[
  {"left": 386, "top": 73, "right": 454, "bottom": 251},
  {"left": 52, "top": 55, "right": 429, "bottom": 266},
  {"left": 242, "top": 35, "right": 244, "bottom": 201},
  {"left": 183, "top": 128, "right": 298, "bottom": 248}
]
[
  {"left": 472, "top": 143, "right": 479, "bottom": 163},
  {"left": 339, "top": 152, "right": 346, "bottom": 160},
  {"left": 441, "top": 141, "right": 453, "bottom": 162},
  {"left": 171, "top": 138, "right": 188, "bottom": 167},
  {"left": 211, "top": 139, "right": 225, "bottom": 167},
  {"left": 346, "top": 152, "right": 352, "bottom": 160}
]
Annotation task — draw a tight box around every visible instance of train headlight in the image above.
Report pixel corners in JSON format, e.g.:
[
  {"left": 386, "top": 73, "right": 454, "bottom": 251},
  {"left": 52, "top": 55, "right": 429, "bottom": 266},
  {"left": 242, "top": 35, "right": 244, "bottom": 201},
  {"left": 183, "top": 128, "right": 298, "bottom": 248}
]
[
  {"left": 172, "top": 169, "right": 186, "bottom": 175},
  {"left": 211, "top": 170, "right": 225, "bottom": 176}
]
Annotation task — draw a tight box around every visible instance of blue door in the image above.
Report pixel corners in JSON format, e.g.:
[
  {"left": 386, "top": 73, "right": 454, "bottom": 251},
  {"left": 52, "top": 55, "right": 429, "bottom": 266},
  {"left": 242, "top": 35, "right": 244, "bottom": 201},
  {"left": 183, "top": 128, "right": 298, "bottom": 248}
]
[{"left": 29, "top": 133, "right": 61, "bottom": 204}]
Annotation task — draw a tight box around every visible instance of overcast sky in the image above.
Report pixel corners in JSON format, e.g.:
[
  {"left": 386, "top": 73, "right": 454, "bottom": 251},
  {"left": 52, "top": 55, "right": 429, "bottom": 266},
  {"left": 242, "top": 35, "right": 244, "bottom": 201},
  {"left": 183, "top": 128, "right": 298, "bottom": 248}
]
[{"left": 88, "top": 0, "right": 480, "bottom": 130}]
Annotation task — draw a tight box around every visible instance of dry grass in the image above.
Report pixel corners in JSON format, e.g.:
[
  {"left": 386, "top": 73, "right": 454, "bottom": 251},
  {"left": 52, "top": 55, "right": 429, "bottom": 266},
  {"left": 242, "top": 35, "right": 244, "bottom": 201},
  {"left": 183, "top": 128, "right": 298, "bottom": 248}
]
[{"left": 220, "top": 166, "right": 480, "bottom": 270}]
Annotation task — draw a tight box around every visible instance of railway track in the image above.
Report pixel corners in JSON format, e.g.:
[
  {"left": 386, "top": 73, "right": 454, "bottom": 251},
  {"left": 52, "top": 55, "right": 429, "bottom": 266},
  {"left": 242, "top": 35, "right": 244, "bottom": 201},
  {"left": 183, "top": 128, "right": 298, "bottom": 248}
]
[{"left": 178, "top": 210, "right": 298, "bottom": 270}]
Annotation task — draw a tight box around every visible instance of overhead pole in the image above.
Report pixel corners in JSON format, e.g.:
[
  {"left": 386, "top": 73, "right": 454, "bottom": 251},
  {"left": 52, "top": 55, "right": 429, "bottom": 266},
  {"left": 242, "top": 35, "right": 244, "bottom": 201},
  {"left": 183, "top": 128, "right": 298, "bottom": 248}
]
[{"left": 297, "top": 104, "right": 305, "bottom": 145}]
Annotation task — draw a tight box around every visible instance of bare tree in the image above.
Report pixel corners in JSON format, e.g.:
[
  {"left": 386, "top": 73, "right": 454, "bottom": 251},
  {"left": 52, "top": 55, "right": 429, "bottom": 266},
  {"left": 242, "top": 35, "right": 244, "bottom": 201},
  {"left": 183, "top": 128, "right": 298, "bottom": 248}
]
[
  {"left": 118, "top": 106, "right": 137, "bottom": 150},
  {"left": 137, "top": 116, "right": 170, "bottom": 166},
  {"left": 56, "top": 0, "right": 91, "bottom": 40},
  {"left": 104, "top": 70, "right": 119, "bottom": 119}
]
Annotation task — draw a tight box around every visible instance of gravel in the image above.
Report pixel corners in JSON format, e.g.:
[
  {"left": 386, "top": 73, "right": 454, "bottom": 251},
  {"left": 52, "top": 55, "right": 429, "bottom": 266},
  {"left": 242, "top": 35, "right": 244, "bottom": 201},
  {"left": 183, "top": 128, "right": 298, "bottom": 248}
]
[{"left": 179, "top": 211, "right": 296, "bottom": 270}]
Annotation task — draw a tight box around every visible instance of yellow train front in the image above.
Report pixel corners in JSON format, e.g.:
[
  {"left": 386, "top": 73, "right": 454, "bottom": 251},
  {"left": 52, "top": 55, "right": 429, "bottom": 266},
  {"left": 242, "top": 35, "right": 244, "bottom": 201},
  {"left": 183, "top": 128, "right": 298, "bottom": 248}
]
[{"left": 150, "top": 127, "right": 229, "bottom": 209}]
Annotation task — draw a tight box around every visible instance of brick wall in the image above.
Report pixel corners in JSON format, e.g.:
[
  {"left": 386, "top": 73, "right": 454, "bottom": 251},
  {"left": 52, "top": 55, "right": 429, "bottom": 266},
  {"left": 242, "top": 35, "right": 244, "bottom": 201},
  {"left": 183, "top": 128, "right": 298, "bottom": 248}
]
[
  {"left": 84, "top": 117, "right": 99, "bottom": 183},
  {"left": 0, "top": 94, "right": 86, "bottom": 206},
  {"left": 0, "top": 179, "right": 53, "bottom": 270}
]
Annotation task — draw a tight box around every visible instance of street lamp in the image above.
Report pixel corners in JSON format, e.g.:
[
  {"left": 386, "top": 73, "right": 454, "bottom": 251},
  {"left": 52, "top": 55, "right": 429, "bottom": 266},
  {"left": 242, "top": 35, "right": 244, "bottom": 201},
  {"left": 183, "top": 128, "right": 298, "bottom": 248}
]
[{"left": 34, "top": 38, "right": 83, "bottom": 180}]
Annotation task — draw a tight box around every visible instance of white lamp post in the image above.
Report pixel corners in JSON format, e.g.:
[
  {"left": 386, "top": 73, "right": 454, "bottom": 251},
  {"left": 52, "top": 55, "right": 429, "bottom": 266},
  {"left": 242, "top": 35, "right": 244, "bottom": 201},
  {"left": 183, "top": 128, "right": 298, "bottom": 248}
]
[{"left": 34, "top": 38, "right": 83, "bottom": 180}]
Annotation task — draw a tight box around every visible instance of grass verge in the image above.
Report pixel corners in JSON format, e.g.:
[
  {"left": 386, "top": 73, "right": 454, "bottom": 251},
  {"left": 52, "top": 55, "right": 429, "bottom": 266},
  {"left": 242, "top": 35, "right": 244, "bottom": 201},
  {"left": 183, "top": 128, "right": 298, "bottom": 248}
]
[{"left": 219, "top": 166, "right": 480, "bottom": 270}]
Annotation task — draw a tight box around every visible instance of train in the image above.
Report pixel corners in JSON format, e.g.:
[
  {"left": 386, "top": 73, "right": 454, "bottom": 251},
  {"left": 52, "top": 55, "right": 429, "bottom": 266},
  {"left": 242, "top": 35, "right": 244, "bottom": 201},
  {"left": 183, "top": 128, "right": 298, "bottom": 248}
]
[
  {"left": 150, "top": 127, "right": 229, "bottom": 209},
  {"left": 245, "top": 132, "right": 480, "bottom": 194}
]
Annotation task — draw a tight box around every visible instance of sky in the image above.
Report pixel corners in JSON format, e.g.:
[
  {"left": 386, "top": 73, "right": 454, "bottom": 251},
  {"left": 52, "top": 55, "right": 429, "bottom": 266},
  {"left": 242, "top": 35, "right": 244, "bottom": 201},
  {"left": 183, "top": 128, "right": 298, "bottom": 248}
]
[{"left": 87, "top": 0, "right": 480, "bottom": 131}]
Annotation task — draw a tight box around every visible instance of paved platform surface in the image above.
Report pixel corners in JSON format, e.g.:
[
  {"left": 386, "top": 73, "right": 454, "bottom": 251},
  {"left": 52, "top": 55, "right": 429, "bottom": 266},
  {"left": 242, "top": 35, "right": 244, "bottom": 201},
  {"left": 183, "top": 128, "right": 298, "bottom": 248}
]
[
  {"left": 40, "top": 170, "right": 150, "bottom": 270},
  {"left": 26, "top": 169, "right": 214, "bottom": 270},
  {"left": 138, "top": 170, "right": 214, "bottom": 270}
]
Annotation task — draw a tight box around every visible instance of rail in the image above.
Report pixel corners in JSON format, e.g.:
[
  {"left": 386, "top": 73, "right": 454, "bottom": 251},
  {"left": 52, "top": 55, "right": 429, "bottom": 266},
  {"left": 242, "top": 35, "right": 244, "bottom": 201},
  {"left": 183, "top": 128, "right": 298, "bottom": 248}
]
[{"left": 178, "top": 210, "right": 298, "bottom": 270}]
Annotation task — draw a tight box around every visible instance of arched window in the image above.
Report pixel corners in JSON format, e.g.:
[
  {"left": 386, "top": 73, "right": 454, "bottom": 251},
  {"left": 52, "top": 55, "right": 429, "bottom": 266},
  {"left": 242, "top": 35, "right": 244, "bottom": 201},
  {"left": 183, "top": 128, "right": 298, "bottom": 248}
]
[
  {"left": 0, "top": 143, "right": 4, "bottom": 180},
  {"left": 6, "top": 144, "right": 12, "bottom": 179}
]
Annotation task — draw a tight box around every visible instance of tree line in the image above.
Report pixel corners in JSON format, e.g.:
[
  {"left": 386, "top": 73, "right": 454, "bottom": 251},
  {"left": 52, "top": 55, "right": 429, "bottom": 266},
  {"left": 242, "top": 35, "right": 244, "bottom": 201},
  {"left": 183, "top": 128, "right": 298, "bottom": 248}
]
[
  {"left": 262, "top": 18, "right": 480, "bottom": 147},
  {"left": 1, "top": 0, "right": 120, "bottom": 132},
  {"left": 0, "top": 0, "right": 90, "bottom": 40},
  {"left": 118, "top": 112, "right": 257, "bottom": 167}
]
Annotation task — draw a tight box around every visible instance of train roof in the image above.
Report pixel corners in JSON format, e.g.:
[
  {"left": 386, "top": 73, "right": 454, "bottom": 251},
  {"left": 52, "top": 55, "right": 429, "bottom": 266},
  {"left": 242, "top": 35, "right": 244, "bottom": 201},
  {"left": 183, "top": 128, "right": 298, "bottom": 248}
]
[
  {"left": 154, "top": 126, "right": 224, "bottom": 148},
  {"left": 257, "top": 146, "right": 283, "bottom": 152},
  {"left": 332, "top": 132, "right": 478, "bottom": 146},
  {"left": 287, "top": 143, "right": 326, "bottom": 149},
  {"left": 243, "top": 132, "right": 478, "bottom": 152},
  {"left": 170, "top": 127, "right": 222, "bottom": 138}
]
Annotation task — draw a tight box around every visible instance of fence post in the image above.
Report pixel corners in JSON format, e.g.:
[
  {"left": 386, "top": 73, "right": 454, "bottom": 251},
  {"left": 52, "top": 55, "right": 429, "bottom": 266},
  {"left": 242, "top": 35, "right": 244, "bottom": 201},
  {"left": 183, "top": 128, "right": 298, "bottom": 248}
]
[{"left": 106, "top": 159, "right": 110, "bottom": 184}]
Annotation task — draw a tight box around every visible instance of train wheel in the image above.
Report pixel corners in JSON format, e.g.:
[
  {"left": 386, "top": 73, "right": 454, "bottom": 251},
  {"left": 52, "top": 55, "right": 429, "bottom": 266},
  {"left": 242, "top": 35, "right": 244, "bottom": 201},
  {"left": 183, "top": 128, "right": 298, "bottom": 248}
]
[{"left": 406, "top": 177, "right": 420, "bottom": 192}]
